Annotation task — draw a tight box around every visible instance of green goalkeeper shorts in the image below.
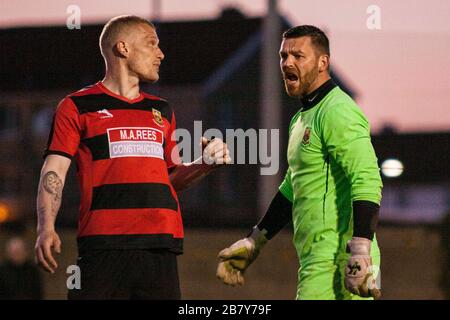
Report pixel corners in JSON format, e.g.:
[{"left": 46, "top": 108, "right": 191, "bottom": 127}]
[{"left": 296, "top": 255, "right": 381, "bottom": 300}]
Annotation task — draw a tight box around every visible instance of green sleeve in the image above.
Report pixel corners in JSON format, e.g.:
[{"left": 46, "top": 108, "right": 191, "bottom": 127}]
[
  {"left": 278, "top": 111, "right": 301, "bottom": 203},
  {"left": 279, "top": 168, "right": 294, "bottom": 203},
  {"left": 320, "top": 103, "right": 383, "bottom": 205}
]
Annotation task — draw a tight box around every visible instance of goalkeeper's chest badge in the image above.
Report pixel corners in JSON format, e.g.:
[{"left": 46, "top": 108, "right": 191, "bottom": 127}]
[
  {"left": 152, "top": 108, "right": 164, "bottom": 127},
  {"left": 302, "top": 127, "right": 311, "bottom": 145}
]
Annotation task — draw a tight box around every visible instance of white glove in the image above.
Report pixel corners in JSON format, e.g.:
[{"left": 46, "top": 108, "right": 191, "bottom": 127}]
[
  {"left": 345, "top": 237, "right": 381, "bottom": 299},
  {"left": 216, "top": 227, "right": 268, "bottom": 286}
]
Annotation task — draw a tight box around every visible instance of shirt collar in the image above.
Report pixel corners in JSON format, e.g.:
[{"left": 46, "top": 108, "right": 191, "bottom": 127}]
[{"left": 299, "top": 78, "right": 337, "bottom": 112}]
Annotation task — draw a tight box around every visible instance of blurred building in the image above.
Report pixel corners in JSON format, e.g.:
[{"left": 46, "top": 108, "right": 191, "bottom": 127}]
[
  {"left": 0, "top": 9, "right": 448, "bottom": 229},
  {"left": 0, "top": 9, "right": 355, "bottom": 228},
  {"left": 373, "top": 132, "right": 449, "bottom": 224}
]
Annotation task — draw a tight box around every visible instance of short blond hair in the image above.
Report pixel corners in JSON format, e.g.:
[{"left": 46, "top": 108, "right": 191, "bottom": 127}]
[{"left": 99, "top": 15, "right": 155, "bottom": 57}]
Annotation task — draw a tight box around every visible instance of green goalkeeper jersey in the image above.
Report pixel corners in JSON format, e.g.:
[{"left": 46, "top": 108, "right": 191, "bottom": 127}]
[{"left": 279, "top": 80, "right": 382, "bottom": 267}]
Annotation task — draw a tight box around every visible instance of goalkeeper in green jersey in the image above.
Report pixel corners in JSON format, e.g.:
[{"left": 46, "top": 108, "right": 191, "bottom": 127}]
[{"left": 216, "top": 25, "right": 383, "bottom": 300}]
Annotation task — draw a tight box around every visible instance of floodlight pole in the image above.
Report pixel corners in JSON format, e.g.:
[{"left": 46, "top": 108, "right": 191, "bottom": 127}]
[
  {"left": 257, "top": 0, "right": 282, "bottom": 218},
  {"left": 152, "top": 0, "right": 161, "bottom": 22}
]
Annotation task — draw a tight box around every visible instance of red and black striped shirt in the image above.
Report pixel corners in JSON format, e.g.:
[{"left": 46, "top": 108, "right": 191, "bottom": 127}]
[{"left": 45, "top": 82, "right": 183, "bottom": 254}]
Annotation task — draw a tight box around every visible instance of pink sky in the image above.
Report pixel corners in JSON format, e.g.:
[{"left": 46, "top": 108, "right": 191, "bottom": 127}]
[{"left": 1, "top": 0, "right": 449, "bottom": 133}]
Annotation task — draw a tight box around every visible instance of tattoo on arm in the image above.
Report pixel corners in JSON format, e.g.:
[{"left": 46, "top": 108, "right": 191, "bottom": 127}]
[{"left": 42, "top": 171, "right": 63, "bottom": 213}]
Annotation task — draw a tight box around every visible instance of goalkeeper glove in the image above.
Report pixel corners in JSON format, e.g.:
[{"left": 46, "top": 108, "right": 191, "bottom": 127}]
[
  {"left": 216, "top": 226, "right": 268, "bottom": 286},
  {"left": 345, "top": 237, "right": 381, "bottom": 299}
]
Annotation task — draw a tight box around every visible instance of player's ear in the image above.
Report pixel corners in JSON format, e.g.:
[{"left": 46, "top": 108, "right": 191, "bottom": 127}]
[
  {"left": 318, "top": 54, "right": 329, "bottom": 73},
  {"left": 114, "top": 41, "right": 130, "bottom": 58}
]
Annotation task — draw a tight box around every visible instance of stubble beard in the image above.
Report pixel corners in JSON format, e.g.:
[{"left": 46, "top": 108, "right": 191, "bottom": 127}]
[{"left": 298, "top": 67, "right": 319, "bottom": 98}]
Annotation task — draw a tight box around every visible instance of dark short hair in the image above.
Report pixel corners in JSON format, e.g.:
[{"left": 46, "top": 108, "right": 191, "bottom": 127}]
[
  {"left": 283, "top": 25, "right": 330, "bottom": 56},
  {"left": 99, "top": 15, "right": 155, "bottom": 56}
]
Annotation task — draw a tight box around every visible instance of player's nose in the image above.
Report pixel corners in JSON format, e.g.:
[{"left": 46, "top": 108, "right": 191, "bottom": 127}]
[
  {"left": 157, "top": 47, "right": 165, "bottom": 61},
  {"left": 282, "top": 56, "right": 294, "bottom": 69}
]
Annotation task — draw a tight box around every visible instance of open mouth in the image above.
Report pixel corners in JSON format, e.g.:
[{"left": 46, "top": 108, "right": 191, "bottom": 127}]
[{"left": 284, "top": 71, "right": 299, "bottom": 83}]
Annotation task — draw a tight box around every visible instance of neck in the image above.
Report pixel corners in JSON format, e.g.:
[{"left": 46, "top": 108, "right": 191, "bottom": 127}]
[
  {"left": 102, "top": 63, "right": 141, "bottom": 100},
  {"left": 299, "top": 77, "right": 336, "bottom": 112},
  {"left": 304, "top": 73, "right": 331, "bottom": 97}
]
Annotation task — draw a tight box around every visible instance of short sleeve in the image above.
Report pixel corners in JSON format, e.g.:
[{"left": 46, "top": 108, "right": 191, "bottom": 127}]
[
  {"left": 321, "top": 103, "right": 382, "bottom": 204},
  {"left": 164, "top": 111, "right": 182, "bottom": 169},
  {"left": 44, "top": 97, "right": 81, "bottom": 159}
]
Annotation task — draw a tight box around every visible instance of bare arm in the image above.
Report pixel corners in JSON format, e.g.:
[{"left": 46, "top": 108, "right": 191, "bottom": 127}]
[
  {"left": 35, "top": 154, "right": 71, "bottom": 273},
  {"left": 170, "top": 137, "right": 231, "bottom": 192}
]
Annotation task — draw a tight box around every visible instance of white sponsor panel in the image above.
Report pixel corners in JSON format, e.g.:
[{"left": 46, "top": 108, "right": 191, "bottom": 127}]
[
  {"left": 110, "top": 141, "right": 164, "bottom": 158},
  {"left": 107, "top": 127, "right": 164, "bottom": 159}
]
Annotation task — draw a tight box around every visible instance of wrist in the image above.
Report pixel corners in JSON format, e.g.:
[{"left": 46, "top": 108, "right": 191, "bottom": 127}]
[
  {"left": 248, "top": 226, "right": 269, "bottom": 250},
  {"left": 191, "top": 156, "right": 218, "bottom": 172},
  {"left": 201, "top": 161, "right": 218, "bottom": 172},
  {"left": 347, "top": 237, "right": 371, "bottom": 255},
  {"left": 37, "top": 225, "right": 55, "bottom": 234}
]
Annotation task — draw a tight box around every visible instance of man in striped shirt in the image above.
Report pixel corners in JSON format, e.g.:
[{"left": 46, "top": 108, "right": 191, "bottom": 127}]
[{"left": 35, "top": 15, "right": 230, "bottom": 300}]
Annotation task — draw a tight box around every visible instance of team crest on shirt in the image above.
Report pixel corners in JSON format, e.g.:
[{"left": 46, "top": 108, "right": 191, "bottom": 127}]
[
  {"left": 302, "top": 127, "right": 311, "bottom": 145},
  {"left": 152, "top": 108, "right": 164, "bottom": 127}
]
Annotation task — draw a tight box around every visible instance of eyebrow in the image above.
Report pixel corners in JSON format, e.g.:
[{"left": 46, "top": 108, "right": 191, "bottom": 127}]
[{"left": 279, "top": 49, "right": 304, "bottom": 54}]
